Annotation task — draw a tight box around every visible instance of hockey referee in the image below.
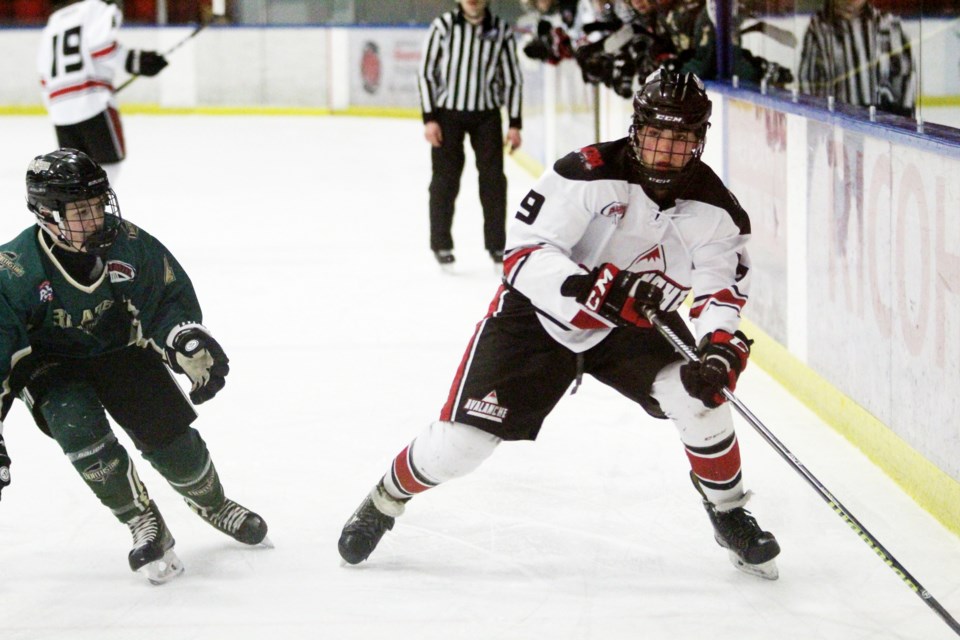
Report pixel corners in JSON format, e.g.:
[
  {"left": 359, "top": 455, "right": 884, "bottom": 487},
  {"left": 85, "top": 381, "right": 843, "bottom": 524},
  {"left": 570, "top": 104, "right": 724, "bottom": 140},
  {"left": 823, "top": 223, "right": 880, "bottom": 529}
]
[{"left": 418, "top": 0, "right": 523, "bottom": 268}]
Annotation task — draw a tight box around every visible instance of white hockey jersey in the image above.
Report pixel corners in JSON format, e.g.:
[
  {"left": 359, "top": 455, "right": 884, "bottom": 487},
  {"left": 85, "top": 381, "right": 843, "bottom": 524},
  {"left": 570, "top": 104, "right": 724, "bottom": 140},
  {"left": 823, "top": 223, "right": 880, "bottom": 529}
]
[
  {"left": 37, "top": 0, "right": 126, "bottom": 126},
  {"left": 502, "top": 137, "right": 751, "bottom": 352}
]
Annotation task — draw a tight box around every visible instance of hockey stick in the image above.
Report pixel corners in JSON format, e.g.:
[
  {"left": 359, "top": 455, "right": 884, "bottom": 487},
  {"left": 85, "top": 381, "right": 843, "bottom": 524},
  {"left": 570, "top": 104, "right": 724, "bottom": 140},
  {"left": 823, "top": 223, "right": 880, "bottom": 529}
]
[
  {"left": 115, "top": 0, "right": 226, "bottom": 94},
  {"left": 114, "top": 23, "right": 206, "bottom": 93},
  {"left": 739, "top": 21, "right": 798, "bottom": 49},
  {"left": 642, "top": 307, "right": 960, "bottom": 637}
]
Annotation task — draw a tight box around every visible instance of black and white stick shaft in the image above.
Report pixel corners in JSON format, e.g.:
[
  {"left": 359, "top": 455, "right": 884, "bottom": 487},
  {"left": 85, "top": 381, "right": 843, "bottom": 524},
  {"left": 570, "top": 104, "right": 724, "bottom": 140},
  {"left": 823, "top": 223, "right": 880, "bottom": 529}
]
[
  {"left": 739, "top": 21, "right": 798, "bottom": 48},
  {"left": 115, "top": 0, "right": 225, "bottom": 94},
  {"left": 642, "top": 306, "right": 960, "bottom": 636}
]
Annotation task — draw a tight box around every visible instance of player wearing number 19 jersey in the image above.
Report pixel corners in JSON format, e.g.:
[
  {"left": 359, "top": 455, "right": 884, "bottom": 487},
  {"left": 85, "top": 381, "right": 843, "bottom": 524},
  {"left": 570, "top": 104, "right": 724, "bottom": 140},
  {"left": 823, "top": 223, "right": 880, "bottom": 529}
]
[
  {"left": 37, "top": 0, "right": 168, "bottom": 183},
  {"left": 339, "top": 71, "right": 781, "bottom": 581}
]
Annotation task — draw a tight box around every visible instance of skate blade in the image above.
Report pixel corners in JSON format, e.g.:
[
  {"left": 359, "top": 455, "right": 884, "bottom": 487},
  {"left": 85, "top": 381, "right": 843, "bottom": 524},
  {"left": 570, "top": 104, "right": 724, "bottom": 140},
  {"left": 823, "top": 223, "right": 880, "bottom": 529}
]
[
  {"left": 145, "top": 549, "right": 185, "bottom": 585},
  {"left": 258, "top": 535, "right": 275, "bottom": 549},
  {"left": 728, "top": 551, "right": 779, "bottom": 580}
]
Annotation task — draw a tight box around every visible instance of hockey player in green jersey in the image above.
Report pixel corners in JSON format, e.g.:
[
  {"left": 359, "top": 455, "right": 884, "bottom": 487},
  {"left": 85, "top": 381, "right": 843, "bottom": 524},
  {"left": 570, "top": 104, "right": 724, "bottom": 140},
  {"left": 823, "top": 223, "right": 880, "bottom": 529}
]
[{"left": 0, "top": 148, "right": 269, "bottom": 584}]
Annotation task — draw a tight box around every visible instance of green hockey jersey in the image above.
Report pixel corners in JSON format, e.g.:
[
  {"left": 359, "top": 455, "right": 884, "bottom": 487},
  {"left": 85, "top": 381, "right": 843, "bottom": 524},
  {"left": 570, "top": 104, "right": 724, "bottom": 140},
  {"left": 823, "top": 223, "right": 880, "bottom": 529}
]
[{"left": 0, "top": 220, "right": 203, "bottom": 411}]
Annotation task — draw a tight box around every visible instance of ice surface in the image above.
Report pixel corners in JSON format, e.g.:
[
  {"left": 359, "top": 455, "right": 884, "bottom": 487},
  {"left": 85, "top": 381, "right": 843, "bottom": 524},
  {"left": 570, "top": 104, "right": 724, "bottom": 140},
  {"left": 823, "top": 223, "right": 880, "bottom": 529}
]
[{"left": 0, "top": 115, "right": 958, "bottom": 640}]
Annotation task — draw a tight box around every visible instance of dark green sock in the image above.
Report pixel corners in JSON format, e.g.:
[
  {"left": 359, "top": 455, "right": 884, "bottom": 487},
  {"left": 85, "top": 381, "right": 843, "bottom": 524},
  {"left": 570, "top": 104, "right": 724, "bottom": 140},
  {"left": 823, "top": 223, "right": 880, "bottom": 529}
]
[{"left": 142, "top": 427, "right": 225, "bottom": 512}]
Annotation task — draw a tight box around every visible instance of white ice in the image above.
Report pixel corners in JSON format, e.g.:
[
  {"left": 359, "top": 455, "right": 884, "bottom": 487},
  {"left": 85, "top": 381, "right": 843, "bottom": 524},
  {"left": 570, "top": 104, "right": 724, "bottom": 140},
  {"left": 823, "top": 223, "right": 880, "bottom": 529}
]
[{"left": 0, "top": 115, "right": 958, "bottom": 640}]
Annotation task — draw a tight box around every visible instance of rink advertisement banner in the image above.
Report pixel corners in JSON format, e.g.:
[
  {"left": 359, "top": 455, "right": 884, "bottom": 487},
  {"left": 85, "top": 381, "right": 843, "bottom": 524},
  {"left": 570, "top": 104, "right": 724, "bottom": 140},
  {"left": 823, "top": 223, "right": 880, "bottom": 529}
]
[
  {"left": 347, "top": 28, "right": 426, "bottom": 108},
  {"left": 805, "top": 120, "right": 960, "bottom": 480},
  {"left": 724, "top": 99, "right": 790, "bottom": 344}
]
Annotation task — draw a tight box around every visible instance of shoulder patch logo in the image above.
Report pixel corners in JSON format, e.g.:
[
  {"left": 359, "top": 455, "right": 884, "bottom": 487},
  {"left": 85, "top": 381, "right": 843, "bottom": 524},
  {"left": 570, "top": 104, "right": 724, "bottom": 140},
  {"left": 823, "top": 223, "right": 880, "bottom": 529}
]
[
  {"left": 578, "top": 145, "right": 604, "bottom": 170},
  {"left": 38, "top": 280, "right": 54, "bottom": 302},
  {"left": 0, "top": 251, "right": 25, "bottom": 278},
  {"left": 106, "top": 260, "right": 136, "bottom": 283},
  {"left": 163, "top": 255, "right": 176, "bottom": 285}
]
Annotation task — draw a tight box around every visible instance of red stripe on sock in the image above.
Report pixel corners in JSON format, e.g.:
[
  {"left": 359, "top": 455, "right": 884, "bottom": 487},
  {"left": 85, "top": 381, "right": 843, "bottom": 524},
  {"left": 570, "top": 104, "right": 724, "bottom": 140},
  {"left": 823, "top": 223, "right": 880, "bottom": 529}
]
[
  {"left": 391, "top": 446, "right": 432, "bottom": 495},
  {"left": 685, "top": 438, "right": 741, "bottom": 483}
]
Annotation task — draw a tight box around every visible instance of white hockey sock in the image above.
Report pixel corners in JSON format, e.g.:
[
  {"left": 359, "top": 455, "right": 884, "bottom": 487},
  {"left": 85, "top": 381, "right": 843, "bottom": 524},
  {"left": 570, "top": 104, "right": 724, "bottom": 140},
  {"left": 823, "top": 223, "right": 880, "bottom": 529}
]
[
  {"left": 651, "top": 362, "right": 745, "bottom": 506},
  {"left": 382, "top": 421, "right": 501, "bottom": 500}
]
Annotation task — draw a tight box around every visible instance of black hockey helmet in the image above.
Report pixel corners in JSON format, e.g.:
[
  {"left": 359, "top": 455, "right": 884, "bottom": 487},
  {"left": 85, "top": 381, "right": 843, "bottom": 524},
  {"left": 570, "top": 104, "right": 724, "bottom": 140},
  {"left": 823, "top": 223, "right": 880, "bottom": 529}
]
[
  {"left": 629, "top": 69, "right": 712, "bottom": 189},
  {"left": 26, "top": 148, "right": 122, "bottom": 254}
]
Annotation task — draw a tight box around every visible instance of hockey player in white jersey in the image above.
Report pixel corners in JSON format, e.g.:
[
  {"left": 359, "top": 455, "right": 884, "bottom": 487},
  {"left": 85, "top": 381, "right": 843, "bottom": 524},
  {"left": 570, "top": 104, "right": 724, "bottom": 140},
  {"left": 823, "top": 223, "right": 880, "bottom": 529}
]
[
  {"left": 37, "top": 0, "right": 168, "bottom": 185},
  {"left": 339, "top": 70, "right": 780, "bottom": 580}
]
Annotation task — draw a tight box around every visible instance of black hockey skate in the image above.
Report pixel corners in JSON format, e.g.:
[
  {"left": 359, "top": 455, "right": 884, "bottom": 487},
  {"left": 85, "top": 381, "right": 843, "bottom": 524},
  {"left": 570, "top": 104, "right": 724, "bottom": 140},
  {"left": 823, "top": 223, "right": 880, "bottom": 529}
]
[
  {"left": 433, "top": 250, "right": 455, "bottom": 271},
  {"left": 127, "top": 500, "right": 184, "bottom": 585},
  {"left": 188, "top": 498, "right": 271, "bottom": 546},
  {"left": 338, "top": 481, "right": 407, "bottom": 565},
  {"left": 703, "top": 499, "right": 781, "bottom": 580}
]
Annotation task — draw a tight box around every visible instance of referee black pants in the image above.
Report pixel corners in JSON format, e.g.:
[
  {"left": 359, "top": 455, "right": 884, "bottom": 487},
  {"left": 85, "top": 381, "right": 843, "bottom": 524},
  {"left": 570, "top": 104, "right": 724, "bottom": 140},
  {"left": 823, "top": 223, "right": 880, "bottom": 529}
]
[{"left": 428, "top": 109, "right": 507, "bottom": 254}]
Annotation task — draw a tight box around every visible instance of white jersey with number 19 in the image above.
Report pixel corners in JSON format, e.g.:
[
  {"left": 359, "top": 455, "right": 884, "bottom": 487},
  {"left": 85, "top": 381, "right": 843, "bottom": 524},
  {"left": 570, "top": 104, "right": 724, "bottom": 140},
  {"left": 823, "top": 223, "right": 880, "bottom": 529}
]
[{"left": 37, "top": 0, "right": 126, "bottom": 126}]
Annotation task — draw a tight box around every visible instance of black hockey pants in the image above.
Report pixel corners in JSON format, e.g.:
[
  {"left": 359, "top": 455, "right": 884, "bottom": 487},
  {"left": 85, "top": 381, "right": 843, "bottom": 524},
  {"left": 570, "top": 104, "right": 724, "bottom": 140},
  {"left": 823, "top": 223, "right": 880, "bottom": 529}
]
[{"left": 428, "top": 109, "right": 507, "bottom": 254}]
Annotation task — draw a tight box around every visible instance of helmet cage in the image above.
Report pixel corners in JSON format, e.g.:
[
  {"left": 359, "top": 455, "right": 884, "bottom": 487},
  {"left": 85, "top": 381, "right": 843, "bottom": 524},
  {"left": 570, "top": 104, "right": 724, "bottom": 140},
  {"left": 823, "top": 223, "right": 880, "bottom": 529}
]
[
  {"left": 34, "top": 191, "right": 122, "bottom": 255},
  {"left": 26, "top": 149, "right": 123, "bottom": 254},
  {"left": 629, "top": 70, "right": 712, "bottom": 189}
]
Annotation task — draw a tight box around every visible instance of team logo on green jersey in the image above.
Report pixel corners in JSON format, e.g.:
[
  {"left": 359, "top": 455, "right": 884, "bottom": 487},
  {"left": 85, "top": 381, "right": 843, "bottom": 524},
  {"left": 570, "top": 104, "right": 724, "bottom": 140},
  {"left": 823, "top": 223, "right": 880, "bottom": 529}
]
[
  {"left": 0, "top": 251, "right": 25, "bottom": 277},
  {"left": 163, "top": 255, "right": 176, "bottom": 284},
  {"left": 39, "top": 280, "right": 53, "bottom": 302},
  {"left": 107, "top": 260, "right": 136, "bottom": 283}
]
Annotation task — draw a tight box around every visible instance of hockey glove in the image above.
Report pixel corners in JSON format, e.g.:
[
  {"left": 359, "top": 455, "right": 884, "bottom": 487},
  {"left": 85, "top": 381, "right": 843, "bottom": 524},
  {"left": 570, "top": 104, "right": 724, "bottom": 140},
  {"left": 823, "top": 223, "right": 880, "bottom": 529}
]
[
  {"left": 680, "top": 330, "right": 752, "bottom": 408},
  {"left": 166, "top": 324, "right": 230, "bottom": 405},
  {"left": 523, "top": 38, "right": 552, "bottom": 61},
  {"left": 561, "top": 263, "right": 663, "bottom": 328},
  {"left": 0, "top": 433, "right": 10, "bottom": 501},
  {"left": 523, "top": 20, "right": 555, "bottom": 61},
  {"left": 608, "top": 54, "right": 637, "bottom": 98},
  {"left": 125, "top": 50, "right": 169, "bottom": 77}
]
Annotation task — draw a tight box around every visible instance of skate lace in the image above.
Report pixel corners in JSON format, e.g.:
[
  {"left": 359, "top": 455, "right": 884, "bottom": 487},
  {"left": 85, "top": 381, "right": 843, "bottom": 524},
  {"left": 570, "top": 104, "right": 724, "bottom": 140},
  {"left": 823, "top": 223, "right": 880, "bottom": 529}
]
[
  {"left": 349, "top": 501, "right": 392, "bottom": 536},
  {"left": 210, "top": 500, "right": 249, "bottom": 534},
  {"left": 719, "top": 508, "right": 763, "bottom": 549},
  {"left": 128, "top": 510, "right": 159, "bottom": 547}
]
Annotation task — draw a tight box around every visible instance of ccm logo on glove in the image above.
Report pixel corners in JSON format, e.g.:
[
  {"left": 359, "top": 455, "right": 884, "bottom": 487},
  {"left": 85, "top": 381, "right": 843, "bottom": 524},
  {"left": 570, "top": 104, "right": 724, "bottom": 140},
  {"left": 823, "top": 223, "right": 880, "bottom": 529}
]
[{"left": 561, "top": 263, "right": 664, "bottom": 328}]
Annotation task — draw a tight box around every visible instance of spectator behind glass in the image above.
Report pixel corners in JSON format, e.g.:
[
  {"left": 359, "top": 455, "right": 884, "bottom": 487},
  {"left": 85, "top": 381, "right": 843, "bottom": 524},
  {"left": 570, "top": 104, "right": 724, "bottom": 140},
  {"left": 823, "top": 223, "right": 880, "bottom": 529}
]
[{"left": 798, "top": 0, "right": 915, "bottom": 117}]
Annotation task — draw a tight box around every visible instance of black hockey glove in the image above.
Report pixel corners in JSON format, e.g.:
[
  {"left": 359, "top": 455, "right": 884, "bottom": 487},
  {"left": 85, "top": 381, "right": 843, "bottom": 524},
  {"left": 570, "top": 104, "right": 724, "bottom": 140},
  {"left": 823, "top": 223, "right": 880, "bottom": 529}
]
[
  {"left": 680, "top": 330, "right": 752, "bottom": 408},
  {"left": 575, "top": 40, "right": 609, "bottom": 85},
  {"left": 0, "top": 433, "right": 10, "bottom": 501},
  {"left": 608, "top": 53, "right": 636, "bottom": 98},
  {"left": 125, "top": 50, "right": 169, "bottom": 77},
  {"left": 524, "top": 38, "right": 552, "bottom": 61},
  {"left": 560, "top": 263, "right": 663, "bottom": 328},
  {"left": 166, "top": 324, "right": 230, "bottom": 405},
  {"left": 758, "top": 59, "right": 793, "bottom": 87},
  {"left": 523, "top": 20, "right": 555, "bottom": 61}
]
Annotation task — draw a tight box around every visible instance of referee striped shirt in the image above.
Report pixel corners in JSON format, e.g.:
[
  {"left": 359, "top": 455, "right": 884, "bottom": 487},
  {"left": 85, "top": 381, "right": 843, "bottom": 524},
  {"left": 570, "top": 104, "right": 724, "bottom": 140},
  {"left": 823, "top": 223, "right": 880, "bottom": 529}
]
[
  {"left": 798, "top": 4, "right": 914, "bottom": 114},
  {"left": 419, "top": 8, "right": 523, "bottom": 128}
]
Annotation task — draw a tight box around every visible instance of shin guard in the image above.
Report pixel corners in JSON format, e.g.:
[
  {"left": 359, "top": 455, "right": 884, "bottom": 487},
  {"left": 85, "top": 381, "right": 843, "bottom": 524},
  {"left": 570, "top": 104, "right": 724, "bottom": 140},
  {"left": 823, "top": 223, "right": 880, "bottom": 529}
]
[
  {"left": 652, "top": 362, "right": 745, "bottom": 506},
  {"left": 67, "top": 433, "right": 151, "bottom": 522},
  {"left": 382, "top": 421, "right": 500, "bottom": 500}
]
